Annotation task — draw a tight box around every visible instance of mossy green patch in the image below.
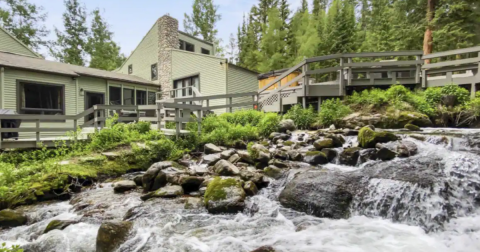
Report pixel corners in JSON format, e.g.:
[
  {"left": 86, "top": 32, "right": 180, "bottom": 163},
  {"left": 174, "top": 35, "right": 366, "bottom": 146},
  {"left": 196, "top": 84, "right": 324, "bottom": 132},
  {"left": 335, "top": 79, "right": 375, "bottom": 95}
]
[
  {"left": 204, "top": 177, "right": 241, "bottom": 205},
  {"left": 305, "top": 151, "right": 325, "bottom": 156},
  {"left": 405, "top": 123, "right": 421, "bottom": 131},
  {"left": 358, "top": 127, "right": 398, "bottom": 148},
  {"left": 283, "top": 141, "right": 294, "bottom": 146}
]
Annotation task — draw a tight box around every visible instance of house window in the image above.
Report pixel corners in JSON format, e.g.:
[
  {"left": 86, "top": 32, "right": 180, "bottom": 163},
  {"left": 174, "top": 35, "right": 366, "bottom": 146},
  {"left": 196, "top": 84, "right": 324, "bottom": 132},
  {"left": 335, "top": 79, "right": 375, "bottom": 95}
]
[
  {"left": 109, "top": 86, "right": 122, "bottom": 105},
  {"left": 136, "top": 90, "right": 147, "bottom": 105},
  {"left": 18, "top": 82, "right": 64, "bottom": 115},
  {"left": 128, "top": 64, "right": 133, "bottom": 74},
  {"left": 151, "top": 63, "right": 158, "bottom": 80},
  {"left": 123, "top": 88, "right": 134, "bottom": 105},
  {"left": 173, "top": 75, "right": 199, "bottom": 98},
  {"left": 148, "top": 91, "right": 156, "bottom": 105},
  {"left": 179, "top": 39, "right": 195, "bottom": 52},
  {"left": 201, "top": 48, "right": 210, "bottom": 55}
]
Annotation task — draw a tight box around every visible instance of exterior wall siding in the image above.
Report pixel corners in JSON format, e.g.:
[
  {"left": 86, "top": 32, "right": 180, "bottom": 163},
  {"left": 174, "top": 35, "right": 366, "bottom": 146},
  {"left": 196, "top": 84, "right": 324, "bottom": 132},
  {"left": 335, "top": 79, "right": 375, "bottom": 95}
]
[
  {"left": 3, "top": 68, "right": 76, "bottom": 139},
  {"left": 171, "top": 50, "right": 226, "bottom": 113},
  {"left": 226, "top": 65, "right": 258, "bottom": 111},
  {"left": 0, "top": 28, "right": 39, "bottom": 58},
  {"left": 178, "top": 32, "right": 214, "bottom": 55},
  {"left": 117, "top": 23, "right": 160, "bottom": 84},
  {"left": 77, "top": 77, "right": 107, "bottom": 124}
]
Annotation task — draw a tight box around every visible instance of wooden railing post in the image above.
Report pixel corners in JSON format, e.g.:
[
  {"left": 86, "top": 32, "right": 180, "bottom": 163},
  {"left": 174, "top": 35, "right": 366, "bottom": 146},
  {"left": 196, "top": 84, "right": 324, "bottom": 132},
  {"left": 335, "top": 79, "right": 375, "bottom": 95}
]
[
  {"left": 157, "top": 102, "right": 162, "bottom": 130},
  {"left": 415, "top": 55, "right": 421, "bottom": 83},
  {"left": 302, "top": 63, "right": 308, "bottom": 108},
  {"left": 73, "top": 119, "right": 78, "bottom": 140},
  {"left": 197, "top": 109, "right": 201, "bottom": 135},
  {"left": 347, "top": 57, "right": 352, "bottom": 86},
  {"left": 175, "top": 108, "right": 180, "bottom": 139},
  {"left": 93, "top": 106, "right": 98, "bottom": 132},
  {"left": 228, "top": 97, "right": 233, "bottom": 113},
  {"left": 35, "top": 119, "right": 40, "bottom": 146},
  {"left": 339, "top": 58, "right": 345, "bottom": 96}
]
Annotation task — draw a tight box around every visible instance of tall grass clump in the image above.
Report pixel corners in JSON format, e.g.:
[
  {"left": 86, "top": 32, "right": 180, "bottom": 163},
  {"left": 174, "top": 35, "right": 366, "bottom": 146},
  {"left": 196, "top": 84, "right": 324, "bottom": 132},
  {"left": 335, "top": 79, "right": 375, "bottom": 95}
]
[
  {"left": 318, "top": 98, "right": 351, "bottom": 126},
  {"left": 283, "top": 105, "right": 318, "bottom": 129}
]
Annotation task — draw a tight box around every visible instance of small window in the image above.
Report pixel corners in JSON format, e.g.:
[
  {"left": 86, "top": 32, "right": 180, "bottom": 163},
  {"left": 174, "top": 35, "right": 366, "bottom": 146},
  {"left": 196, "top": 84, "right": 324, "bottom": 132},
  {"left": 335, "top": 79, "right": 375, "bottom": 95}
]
[
  {"left": 136, "top": 90, "right": 147, "bottom": 105},
  {"left": 179, "top": 39, "right": 195, "bottom": 52},
  {"left": 128, "top": 64, "right": 133, "bottom": 74},
  {"left": 151, "top": 63, "right": 158, "bottom": 80},
  {"left": 148, "top": 91, "right": 156, "bottom": 105},
  {"left": 18, "top": 82, "right": 64, "bottom": 115},
  {"left": 123, "top": 88, "right": 134, "bottom": 105},
  {"left": 201, "top": 48, "right": 210, "bottom": 55},
  {"left": 109, "top": 86, "right": 122, "bottom": 105}
]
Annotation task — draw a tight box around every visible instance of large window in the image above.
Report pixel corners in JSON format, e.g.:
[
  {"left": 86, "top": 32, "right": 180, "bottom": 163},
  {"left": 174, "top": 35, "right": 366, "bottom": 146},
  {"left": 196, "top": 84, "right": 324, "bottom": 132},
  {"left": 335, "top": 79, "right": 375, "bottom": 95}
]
[
  {"left": 109, "top": 86, "right": 122, "bottom": 105},
  {"left": 123, "top": 88, "right": 134, "bottom": 105},
  {"left": 148, "top": 91, "right": 156, "bottom": 105},
  {"left": 136, "top": 90, "right": 147, "bottom": 105},
  {"left": 173, "top": 75, "right": 199, "bottom": 98},
  {"left": 18, "top": 82, "right": 64, "bottom": 115},
  {"left": 179, "top": 39, "right": 195, "bottom": 52}
]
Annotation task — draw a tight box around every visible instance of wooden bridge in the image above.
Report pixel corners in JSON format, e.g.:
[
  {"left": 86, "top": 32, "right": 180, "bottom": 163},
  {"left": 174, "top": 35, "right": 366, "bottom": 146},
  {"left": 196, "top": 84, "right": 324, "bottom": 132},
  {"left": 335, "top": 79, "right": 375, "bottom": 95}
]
[{"left": 1, "top": 46, "right": 479, "bottom": 149}]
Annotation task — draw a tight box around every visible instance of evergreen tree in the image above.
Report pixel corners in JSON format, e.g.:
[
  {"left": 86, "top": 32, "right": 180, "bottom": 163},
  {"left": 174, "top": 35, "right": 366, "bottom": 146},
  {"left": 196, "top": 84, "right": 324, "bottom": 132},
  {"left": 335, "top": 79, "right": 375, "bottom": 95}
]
[
  {"left": 242, "top": 11, "right": 262, "bottom": 71},
  {"left": 324, "top": 0, "right": 356, "bottom": 54},
  {"left": 257, "top": 0, "right": 278, "bottom": 25},
  {"left": 49, "top": 0, "right": 88, "bottom": 66},
  {"left": 258, "top": 7, "right": 287, "bottom": 72},
  {"left": 0, "top": 0, "right": 49, "bottom": 51},
  {"left": 226, "top": 33, "right": 237, "bottom": 63},
  {"left": 85, "top": 9, "right": 125, "bottom": 71},
  {"left": 294, "top": 11, "right": 320, "bottom": 63},
  {"left": 183, "top": 0, "right": 221, "bottom": 42},
  {"left": 300, "top": 0, "right": 308, "bottom": 13},
  {"left": 312, "top": 0, "right": 328, "bottom": 14}
]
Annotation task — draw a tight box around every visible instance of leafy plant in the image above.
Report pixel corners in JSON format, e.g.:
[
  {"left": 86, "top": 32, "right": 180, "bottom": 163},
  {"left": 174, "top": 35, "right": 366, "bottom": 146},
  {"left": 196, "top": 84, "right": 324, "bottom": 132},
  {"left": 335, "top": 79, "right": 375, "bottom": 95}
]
[
  {"left": 440, "top": 84, "right": 471, "bottom": 106},
  {"left": 0, "top": 243, "right": 22, "bottom": 252},
  {"left": 318, "top": 98, "right": 351, "bottom": 126},
  {"left": 283, "top": 104, "right": 318, "bottom": 129}
]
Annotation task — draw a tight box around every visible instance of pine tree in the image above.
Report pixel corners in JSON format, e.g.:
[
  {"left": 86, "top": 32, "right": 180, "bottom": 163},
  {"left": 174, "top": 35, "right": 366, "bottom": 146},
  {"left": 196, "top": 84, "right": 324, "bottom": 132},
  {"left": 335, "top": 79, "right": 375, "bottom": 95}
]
[
  {"left": 85, "top": 9, "right": 125, "bottom": 71},
  {"left": 258, "top": 7, "right": 287, "bottom": 72},
  {"left": 0, "top": 0, "right": 49, "bottom": 51},
  {"left": 324, "top": 0, "right": 356, "bottom": 54},
  {"left": 295, "top": 11, "right": 320, "bottom": 63},
  {"left": 226, "top": 33, "right": 237, "bottom": 63},
  {"left": 312, "top": 0, "right": 328, "bottom": 14},
  {"left": 49, "top": 0, "right": 88, "bottom": 66},
  {"left": 242, "top": 11, "right": 262, "bottom": 71},
  {"left": 300, "top": 0, "right": 308, "bottom": 13},
  {"left": 183, "top": 0, "right": 221, "bottom": 42},
  {"left": 257, "top": 0, "right": 278, "bottom": 25}
]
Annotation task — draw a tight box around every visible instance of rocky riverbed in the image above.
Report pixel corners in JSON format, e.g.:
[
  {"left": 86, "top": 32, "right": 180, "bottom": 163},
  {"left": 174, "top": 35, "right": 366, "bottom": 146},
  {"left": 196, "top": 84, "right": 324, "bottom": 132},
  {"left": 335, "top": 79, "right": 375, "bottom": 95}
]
[{"left": 1, "top": 123, "right": 480, "bottom": 252}]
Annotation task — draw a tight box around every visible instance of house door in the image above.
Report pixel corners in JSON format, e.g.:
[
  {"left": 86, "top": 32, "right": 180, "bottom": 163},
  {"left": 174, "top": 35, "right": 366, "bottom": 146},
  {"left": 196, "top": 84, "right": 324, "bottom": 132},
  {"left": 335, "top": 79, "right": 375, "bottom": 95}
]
[{"left": 84, "top": 92, "right": 105, "bottom": 123}]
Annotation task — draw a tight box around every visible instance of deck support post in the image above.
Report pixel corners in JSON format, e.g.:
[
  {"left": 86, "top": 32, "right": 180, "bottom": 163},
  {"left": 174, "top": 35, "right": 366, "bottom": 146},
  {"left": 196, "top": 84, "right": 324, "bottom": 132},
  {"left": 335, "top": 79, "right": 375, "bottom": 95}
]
[
  {"left": 35, "top": 119, "right": 40, "bottom": 147},
  {"left": 317, "top": 97, "right": 322, "bottom": 112},
  {"left": 339, "top": 58, "right": 345, "bottom": 96},
  {"left": 73, "top": 119, "right": 78, "bottom": 140},
  {"left": 302, "top": 64, "right": 308, "bottom": 108},
  {"left": 175, "top": 108, "right": 180, "bottom": 139},
  {"left": 472, "top": 83, "right": 477, "bottom": 99}
]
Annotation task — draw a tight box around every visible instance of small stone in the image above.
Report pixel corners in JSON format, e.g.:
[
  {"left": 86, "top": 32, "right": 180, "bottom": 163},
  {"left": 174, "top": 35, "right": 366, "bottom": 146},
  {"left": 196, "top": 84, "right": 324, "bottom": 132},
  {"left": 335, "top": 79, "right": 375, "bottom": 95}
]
[
  {"left": 268, "top": 159, "right": 288, "bottom": 169},
  {"left": 410, "top": 134, "right": 426, "bottom": 141},
  {"left": 0, "top": 209, "right": 27, "bottom": 228},
  {"left": 339, "top": 147, "right": 361, "bottom": 166},
  {"left": 141, "top": 185, "right": 184, "bottom": 201},
  {"left": 96, "top": 221, "right": 133, "bottom": 252},
  {"left": 287, "top": 150, "right": 303, "bottom": 161},
  {"left": 359, "top": 148, "right": 377, "bottom": 163},
  {"left": 329, "top": 124, "right": 336, "bottom": 130},
  {"left": 220, "top": 149, "right": 236, "bottom": 159},
  {"left": 113, "top": 180, "right": 137, "bottom": 193},
  {"left": 377, "top": 147, "right": 397, "bottom": 161},
  {"left": 264, "top": 166, "right": 283, "bottom": 179},
  {"left": 204, "top": 143, "right": 222, "bottom": 154},
  {"left": 273, "top": 149, "right": 288, "bottom": 160},
  {"left": 405, "top": 124, "right": 421, "bottom": 131},
  {"left": 238, "top": 150, "right": 254, "bottom": 164},
  {"left": 313, "top": 139, "right": 334, "bottom": 150},
  {"left": 214, "top": 160, "right": 240, "bottom": 176},
  {"left": 321, "top": 148, "right": 338, "bottom": 162},
  {"left": 44, "top": 220, "right": 78, "bottom": 234}
]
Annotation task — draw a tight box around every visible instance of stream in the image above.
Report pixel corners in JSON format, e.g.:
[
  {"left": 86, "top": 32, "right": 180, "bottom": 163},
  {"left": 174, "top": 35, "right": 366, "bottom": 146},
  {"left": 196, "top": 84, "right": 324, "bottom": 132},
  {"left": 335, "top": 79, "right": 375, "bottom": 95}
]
[{"left": 1, "top": 129, "right": 479, "bottom": 252}]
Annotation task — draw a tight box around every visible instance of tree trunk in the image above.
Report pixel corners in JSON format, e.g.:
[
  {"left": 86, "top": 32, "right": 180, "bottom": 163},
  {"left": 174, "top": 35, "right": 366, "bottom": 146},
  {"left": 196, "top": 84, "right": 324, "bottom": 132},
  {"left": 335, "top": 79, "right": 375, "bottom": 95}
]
[{"left": 423, "top": 0, "right": 436, "bottom": 64}]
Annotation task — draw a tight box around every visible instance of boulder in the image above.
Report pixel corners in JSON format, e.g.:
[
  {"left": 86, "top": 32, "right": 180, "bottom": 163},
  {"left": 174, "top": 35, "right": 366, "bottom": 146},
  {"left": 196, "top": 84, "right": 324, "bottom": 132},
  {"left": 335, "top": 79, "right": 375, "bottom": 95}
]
[
  {"left": 269, "top": 132, "right": 290, "bottom": 142},
  {"left": 279, "top": 170, "right": 355, "bottom": 219},
  {"left": 278, "top": 119, "right": 296, "bottom": 133},
  {"left": 179, "top": 176, "right": 204, "bottom": 193},
  {"left": 313, "top": 138, "right": 334, "bottom": 150},
  {"left": 326, "top": 134, "right": 345, "bottom": 146},
  {"left": 227, "top": 154, "right": 242, "bottom": 164},
  {"left": 404, "top": 123, "right": 421, "bottom": 131},
  {"left": 244, "top": 181, "right": 259, "bottom": 196},
  {"left": 133, "top": 175, "right": 143, "bottom": 187},
  {"left": 396, "top": 140, "right": 418, "bottom": 157},
  {"left": 339, "top": 147, "right": 361, "bottom": 166},
  {"left": 396, "top": 112, "right": 433, "bottom": 128},
  {"left": 142, "top": 161, "right": 177, "bottom": 191},
  {"left": 113, "top": 180, "right": 137, "bottom": 193},
  {"left": 321, "top": 148, "right": 338, "bottom": 163},
  {"left": 251, "top": 246, "right": 276, "bottom": 252},
  {"left": 240, "top": 171, "right": 269, "bottom": 189},
  {"left": 238, "top": 150, "right": 254, "bottom": 164},
  {"left": 204, "top": 143, "right": 222, "bottom": 154},
  {"left": 358, "top": 127, "right": 399, "bottom": 148},
  {"left": 213, "top": 160, "right": 240, "bottom": 176},
  {"left": 303, "top": 151, "right": 328, "bottom": 165},
  {"left": 264, "top": 166, "right": 284, "bottom": 179},
  {"left": 44, "top": 220, "right": 78, "bottom": 234},
  {"left": 204, "top": 177, "right": 246, "bottom": 214},
  {"left": 203, "top": 154, "right": 221, "bottom": 165},
  {"left": 140, "top": 185, "right": 184, "bottom": 201},
  {"left": 377, "top": 147, "right": 397, "bottom": 161},
  {"left": 184, "top": 197, "right": 204, "bottom": 209},
  {"left": 96, "top": 221, "right": 133, "bottom": 252},
  {"left": 232, "top": 140, "right": 247, "bottom": 149},
  {"left": 257, "top": 151, "right": 271, "bottom": 164},
  {"left": 268, "top": 159, "right": 288, "bottom": 169},
  {"left": 287, "top": 150, "right": 303, "bottom": 161},
  {"left": 441, "top": 95, "right": 457, "bottom": 107},
  {"left": 359, "top": 148, "right": 377, "bottom": 163},
  {"left": 0, "top": 209, "right": 27, "bottom": 228},
  {"left": 220, "top": 149, "right": 236, "bottom": 159},
  {"left": 273, "top": 149, "right": 288, "bottom": 160}
]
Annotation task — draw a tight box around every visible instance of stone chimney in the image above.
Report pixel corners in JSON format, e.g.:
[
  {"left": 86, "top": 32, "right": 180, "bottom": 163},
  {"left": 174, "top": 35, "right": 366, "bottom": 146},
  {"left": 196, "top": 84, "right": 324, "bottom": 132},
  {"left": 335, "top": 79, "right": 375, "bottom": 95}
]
[{"left": 157, "top": 15, "right": 179, "bottom": 98}]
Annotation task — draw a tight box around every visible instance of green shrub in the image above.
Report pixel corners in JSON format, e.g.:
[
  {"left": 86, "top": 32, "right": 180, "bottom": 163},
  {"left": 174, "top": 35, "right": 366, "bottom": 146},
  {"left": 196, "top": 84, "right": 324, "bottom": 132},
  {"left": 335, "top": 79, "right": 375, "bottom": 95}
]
[
  {"left": 466, "top": 96, "right": 480, "bottom": 117},
  {"left": 219, "top": 109, "right": 264, "bottom": 126},
  {"left": 0, "top": 243, "right": 22, "bottom": 252},
  {"left": 258, "top": 112, "right": 281, "bottom": 136},
  {"left": 409, "top": 91, "right": 436, "bottom": 116},
  {"left": 133, "top": 121, "right": 151, "bottom": 134},
  {"left": 348, "top": 89, "right": 388, "bottom": 107},
  {"left": 385, "top": 85, "right": 412, "bottom": 103},
  {"left": 318, "top": 98, "right": 351, "bottom": 126},
  {"left": 441, "top": 84, "right": 470, "bottom": 105},
  {"left": 424, "top": 87, "right": 443, "bottom": 107},
  {"left": 284, "top": 104, "right": 318, "bottom": 129}
]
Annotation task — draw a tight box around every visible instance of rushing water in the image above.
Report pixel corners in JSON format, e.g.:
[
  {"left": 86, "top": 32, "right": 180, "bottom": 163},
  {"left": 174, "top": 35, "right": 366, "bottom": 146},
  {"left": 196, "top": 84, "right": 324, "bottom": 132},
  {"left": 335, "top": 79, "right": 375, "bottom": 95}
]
[{"left": 1, "top": 129, "right": 480, "bottom": 252}]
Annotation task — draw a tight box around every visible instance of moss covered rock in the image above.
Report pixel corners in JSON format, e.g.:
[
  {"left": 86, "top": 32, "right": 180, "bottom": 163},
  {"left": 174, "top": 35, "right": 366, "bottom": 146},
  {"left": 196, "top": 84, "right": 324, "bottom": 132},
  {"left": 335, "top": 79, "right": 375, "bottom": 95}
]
[
  {"left": 204, "top": 177, "right": 246, "bottom": 214},
  {"left": 377, "top": 147, "right": 397, "bottom": 161},
  {"left": 44, "top": 220, "right": 78, "bottom": 234},
  {"left": 140, "top": 185, "right": 184, "bottom": 201},
  {"left": 358, "top": 127, "right": 399, "bottom": 148},
  {"left": 96, "top": 221, "right": 133, "bottom": 252},
  {"left": 303, "top": 151, "right": 329, "bottom": 165},
  {"left": 244, "top": 181, "right": 258, "bottom": 196},
  {"left": 404, "top": 124, "right": 421, "bottom": 131},
  {"left": 213, "top": 160, "right": 240, "bottom": 176},
  {"left": 264, "top": 165, "right": 284, "bottom": 179},
  {"left": 251, "top": 246, "right": 276, "bottom": 252},
  {"left": 0, "top": 209, "right": 27, "bottom": 228},
  {"left": 339, "top": 147, "right": 361, "bottom": 166},
  {"left": 313, "top": 139, "right": 334, "bottom": 150}
]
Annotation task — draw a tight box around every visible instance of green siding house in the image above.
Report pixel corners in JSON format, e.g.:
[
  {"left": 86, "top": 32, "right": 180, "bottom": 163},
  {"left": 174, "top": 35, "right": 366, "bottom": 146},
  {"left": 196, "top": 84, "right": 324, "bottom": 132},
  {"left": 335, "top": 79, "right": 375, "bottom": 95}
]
[{"left": 0, "top": 15, "right": 257, "bottom": 140}]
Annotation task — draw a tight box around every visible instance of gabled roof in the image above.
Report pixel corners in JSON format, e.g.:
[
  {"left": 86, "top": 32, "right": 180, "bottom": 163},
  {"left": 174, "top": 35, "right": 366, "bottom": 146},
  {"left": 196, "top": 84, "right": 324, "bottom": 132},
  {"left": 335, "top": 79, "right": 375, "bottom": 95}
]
[
  {"left": 0, "top": 51, "right": 156, "bottom": 86},
  {"left": 0, "top": 26, "right": 43, "bottom": 58}
]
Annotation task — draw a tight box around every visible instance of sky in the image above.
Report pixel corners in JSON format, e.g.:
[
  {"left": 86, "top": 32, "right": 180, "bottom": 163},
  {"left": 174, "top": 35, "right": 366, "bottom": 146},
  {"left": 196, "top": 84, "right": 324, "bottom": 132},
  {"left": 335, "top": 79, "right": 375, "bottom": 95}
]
[{"left": 33, "top": 0, "right": 305, "bottom": 59}]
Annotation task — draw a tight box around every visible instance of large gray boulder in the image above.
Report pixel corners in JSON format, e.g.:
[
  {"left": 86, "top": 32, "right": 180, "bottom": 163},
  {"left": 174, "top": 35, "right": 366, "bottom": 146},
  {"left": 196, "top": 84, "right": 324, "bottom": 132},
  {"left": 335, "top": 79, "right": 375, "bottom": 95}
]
[
  {"left": 303, "top": 151, "right": 328, "bottom": 165},
  {"left": 113, "top": 180, "right": 137, "bottom": 193},
  {"left": 0, "top": 209, "right": 27, "bottom": 228},
  {"left": 213, "top": 160, "right": 240, "bottom": 176},
  {"left": 141, "top": 185, "right": 184, "bottom": 201},
  {"left": 204, "top": 177, "right": 246, "bottom": 214},
  {"left": 96, "top": 221, "right": 133, "bottom": 252},
  {"left": 203, "top": 154, "right": 221, "bottom": 165},
  {"left": 142, "top": 161, "right": 178, "bottom": 191},
  {"left": 44, "top": 220, "right": 78, "bottom": 234},
  {"left": 279, "top": 170, "right": 356, "bottom": 219},
  {"left": 278, "top": 119, "right": 296, "bottom": 133}
]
